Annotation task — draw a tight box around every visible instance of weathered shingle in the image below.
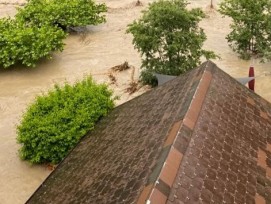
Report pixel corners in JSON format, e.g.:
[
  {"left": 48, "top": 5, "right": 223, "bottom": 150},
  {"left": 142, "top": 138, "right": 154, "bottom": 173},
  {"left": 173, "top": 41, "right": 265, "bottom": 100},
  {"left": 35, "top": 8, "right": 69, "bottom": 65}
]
[
  {"left": 166, "top": 64, "right": 271, "bottom": 204},
  {"left": 27, "top": 61, "right": 271, "bottom": 204}
]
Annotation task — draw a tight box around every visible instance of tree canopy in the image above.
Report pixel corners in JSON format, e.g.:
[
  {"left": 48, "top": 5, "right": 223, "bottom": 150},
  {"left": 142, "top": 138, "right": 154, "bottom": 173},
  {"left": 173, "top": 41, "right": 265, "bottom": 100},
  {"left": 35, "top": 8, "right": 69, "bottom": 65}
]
[
  {"left": 219, "top": 0, "right": 271, "bottom": 60},
  {"left": 16, "top": 0, "right": 107, "bottom": 30},
  {"left": 0, "top": 0, "right": 107, "bottom": 68},
  {"left": 127, "top": 0, "right": 217, "bottom": 86},
  {"left": 0, "top": 18, "right": 66, "bottom": 68}
]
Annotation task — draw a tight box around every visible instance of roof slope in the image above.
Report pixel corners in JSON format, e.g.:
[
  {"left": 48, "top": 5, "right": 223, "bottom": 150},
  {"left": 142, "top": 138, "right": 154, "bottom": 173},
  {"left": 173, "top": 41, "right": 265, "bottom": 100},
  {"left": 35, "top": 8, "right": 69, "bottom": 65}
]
[{"left": 27, "top": 61, "right": 271, "bottom": 204}]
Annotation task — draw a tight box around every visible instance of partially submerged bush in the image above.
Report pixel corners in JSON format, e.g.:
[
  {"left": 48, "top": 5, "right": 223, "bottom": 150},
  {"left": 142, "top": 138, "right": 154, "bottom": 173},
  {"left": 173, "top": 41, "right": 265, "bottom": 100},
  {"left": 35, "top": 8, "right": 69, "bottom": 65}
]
[
  {"left": 16, "top": 0, "right": 107, "bottom": 30},
  {"left": 17, "top": 77, "right": 114, "bottom": 164},
  {"left": 0, "top": 18, "right": 66, "bottom": 68}
]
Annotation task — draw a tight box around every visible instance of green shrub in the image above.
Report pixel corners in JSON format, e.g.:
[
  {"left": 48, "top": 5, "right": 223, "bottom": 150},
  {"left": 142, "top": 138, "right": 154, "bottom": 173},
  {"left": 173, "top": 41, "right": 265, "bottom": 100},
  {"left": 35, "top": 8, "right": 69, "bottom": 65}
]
[
  {"left": 16, "top": 0, "right": 107, "bottom": 30},
  {"left": 0, "top": 18, "right": 66, "bottom": 68},
  {"left": 127, "top": 0, "right": 217, "bottom": 86},
  {"left": 140, "top": 69, "right": 158, "bottom": 87},
  {"left": 17, "top": 76, "right": 114, "bottom": 164}
]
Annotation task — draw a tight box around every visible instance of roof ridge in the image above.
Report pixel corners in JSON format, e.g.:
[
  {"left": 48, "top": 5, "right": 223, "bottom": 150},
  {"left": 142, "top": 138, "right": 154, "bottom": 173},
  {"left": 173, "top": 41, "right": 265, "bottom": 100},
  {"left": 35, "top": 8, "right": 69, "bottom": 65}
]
[
  {"left": 25, "top": 60, "right": 271, "bottom": 204},
  {"left": 137, "top": 67, "right": 214, "bottom": 204}
]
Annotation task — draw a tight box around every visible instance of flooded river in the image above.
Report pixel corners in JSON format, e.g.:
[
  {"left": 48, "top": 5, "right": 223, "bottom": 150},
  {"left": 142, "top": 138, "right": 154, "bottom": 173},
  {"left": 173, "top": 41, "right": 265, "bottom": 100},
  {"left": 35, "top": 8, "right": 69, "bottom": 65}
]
[{"left": 0, "top": 0, "right": 270, "bottom": 203}]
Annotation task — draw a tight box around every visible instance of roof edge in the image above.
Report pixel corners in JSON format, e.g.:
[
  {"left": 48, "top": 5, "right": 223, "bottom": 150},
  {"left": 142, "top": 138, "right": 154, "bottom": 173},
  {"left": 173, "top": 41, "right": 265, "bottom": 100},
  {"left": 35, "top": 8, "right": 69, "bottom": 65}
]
[
  {"left": 137, "top": 66, "right": 214, "bottom": 204},
  {"left": 26, "top": 61, "right": 216, "bottom": 204}
]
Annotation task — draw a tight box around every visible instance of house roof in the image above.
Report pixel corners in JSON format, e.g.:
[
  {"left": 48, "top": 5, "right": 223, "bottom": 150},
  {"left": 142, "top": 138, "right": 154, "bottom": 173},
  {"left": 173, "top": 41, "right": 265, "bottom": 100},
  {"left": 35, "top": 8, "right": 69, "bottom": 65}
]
[{"left": 27, "top": 61, "right": 271, "bottom": 204}]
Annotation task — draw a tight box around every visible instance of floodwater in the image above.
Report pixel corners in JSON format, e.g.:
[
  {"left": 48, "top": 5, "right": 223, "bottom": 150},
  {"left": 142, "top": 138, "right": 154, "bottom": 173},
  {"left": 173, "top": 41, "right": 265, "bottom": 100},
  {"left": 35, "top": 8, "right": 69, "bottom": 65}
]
[{"left": 0, "top": 0, "right": 270, "bottom": 203}]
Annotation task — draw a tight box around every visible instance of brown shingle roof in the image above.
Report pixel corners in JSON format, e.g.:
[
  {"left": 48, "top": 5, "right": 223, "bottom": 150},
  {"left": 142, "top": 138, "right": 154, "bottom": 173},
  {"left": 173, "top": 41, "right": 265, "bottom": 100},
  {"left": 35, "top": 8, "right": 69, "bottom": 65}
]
[{"left": 26, "top": 61, "right": 271, "bottom": 204}]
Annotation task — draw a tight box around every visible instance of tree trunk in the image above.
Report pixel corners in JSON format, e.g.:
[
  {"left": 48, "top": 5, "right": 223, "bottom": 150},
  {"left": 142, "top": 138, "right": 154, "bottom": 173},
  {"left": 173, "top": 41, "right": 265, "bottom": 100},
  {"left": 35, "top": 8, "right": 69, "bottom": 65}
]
[{"left": 210, "top": 0, "right": 214, "bottom": 8}]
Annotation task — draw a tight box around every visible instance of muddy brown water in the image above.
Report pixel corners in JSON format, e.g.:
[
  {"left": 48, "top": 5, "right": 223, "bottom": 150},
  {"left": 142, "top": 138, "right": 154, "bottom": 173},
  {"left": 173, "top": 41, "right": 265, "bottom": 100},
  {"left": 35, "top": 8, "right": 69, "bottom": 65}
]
[{"left": 0, "top": 0, "right": 270, "bottom": 203}]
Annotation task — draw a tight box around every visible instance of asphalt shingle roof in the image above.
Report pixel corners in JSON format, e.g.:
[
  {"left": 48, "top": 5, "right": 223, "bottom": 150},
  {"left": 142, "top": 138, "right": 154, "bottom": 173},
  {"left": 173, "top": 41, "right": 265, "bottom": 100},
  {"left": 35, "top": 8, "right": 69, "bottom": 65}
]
[{"left": 27, "top": 61, "right": 271, "bottom": 204}]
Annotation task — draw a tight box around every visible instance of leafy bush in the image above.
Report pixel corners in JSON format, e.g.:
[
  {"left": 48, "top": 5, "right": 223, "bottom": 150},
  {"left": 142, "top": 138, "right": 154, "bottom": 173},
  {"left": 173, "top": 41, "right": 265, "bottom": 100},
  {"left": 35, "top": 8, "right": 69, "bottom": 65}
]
[
  {"left": 127, "top": 0, "right": 217, "bottom": 85},
  {"left": 17, "top": 76, "right": 114, "bottom": 164},
  {"left": 219, "top": 0, "right": 271, "bottom": 60},
  {"left": 0, "top": 18, "right": 66, "bottom": 68},
  {"left": 16, "top": 0, "right": 107, "bottom": 30},
  {"left": 140, "top": 69, "right": 158, "bottom": 87}
]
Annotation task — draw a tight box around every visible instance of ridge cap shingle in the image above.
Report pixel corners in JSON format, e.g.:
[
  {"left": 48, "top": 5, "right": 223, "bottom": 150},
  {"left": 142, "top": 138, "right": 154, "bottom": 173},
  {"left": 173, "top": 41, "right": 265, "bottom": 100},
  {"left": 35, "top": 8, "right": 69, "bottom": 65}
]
[
  {"left": 25, "top": 61, "right": 271, "bottom": 204},
  {"left": 138, "top": 65, "right": 214, "bottom": 204}
]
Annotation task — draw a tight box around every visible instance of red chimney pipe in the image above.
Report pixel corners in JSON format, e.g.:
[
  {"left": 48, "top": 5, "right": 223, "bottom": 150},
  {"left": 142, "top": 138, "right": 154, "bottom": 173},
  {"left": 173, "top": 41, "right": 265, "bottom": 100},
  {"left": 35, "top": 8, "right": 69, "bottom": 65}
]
[{"left": 248, "top": 66, "right": 255, "bottom": 91}]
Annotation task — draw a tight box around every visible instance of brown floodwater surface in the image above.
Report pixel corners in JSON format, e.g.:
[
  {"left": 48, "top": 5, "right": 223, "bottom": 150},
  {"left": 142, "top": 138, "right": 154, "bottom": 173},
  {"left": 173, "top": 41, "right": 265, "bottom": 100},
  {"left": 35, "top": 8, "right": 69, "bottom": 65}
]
[{"left": 0, "top": 0, "right": 270, "bottom": 203}]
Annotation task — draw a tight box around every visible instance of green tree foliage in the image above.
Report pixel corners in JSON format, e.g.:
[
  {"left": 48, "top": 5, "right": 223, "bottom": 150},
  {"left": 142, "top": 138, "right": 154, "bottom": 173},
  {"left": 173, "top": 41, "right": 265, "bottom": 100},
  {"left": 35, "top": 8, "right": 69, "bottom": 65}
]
[
  {"left": 127, "top": 0, "right": 217, "bottom": 86},
  {"left": 17, "top": 77, "right": 114, "bottom": 164},
  {"left": 0, "top": 0, "right": 107, "bottom": 68},
  {"left": 16, "top": 0, "right": 107, "bottom": 30},
  {"left": 219, "top": 0, "right": 271, "bottom": 60},
  {"left": 0, "top": 18, "right": 66, "bottom": 68}
]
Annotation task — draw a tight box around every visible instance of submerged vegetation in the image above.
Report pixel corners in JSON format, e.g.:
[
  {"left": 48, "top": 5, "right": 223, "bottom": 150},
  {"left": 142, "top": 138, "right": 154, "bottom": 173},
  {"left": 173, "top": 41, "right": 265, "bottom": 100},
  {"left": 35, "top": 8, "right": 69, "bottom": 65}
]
[
  {"left": 0, "top": 0, "right": 107, "bottom": 68},
  {"left": 0, "top": 18, "right": 66, "bottom": 67},
  {"left": 127, "top": 0, "right": 217, "bottom": 86},
  {"left": 219, "top": 0, "right": 271, "bottom": 61},
  {"left": 16, "top": 0, "right": 107, "bottom": 30},
  {"left": 17, "top": 77, "right": 114, "bottom": 164}
]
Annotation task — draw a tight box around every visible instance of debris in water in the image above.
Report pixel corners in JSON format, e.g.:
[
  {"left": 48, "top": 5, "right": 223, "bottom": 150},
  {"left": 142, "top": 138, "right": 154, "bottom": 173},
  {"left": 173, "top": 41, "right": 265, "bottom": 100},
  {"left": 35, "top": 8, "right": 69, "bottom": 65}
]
[
  {"left": 126, "top": 81, "right": 139, "bottom": 94},
  {"left": 135, "top": 0, "right": 143, "bottom": 6},
  {"left": 111, "top": 61, "right": 131, "bottom": 72},
  {"left": 0, "top": 2, "right": 25, "bottom": 6},
  {"left": 46, "top": 163, "right": 57, "bottom": 171},
  {"left": 126, "top": 66, "right": 141, "bottom": 94},
  {"left": 108, "top": 72, "right": 117, "bottom": 85}
]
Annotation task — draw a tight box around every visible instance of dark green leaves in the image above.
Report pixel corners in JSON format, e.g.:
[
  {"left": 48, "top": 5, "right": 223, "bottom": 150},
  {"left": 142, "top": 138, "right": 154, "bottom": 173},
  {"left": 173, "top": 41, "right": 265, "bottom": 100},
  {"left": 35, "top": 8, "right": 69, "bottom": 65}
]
[
  {"left": 0, "top": 0, "right": 107, "bottom": 68},
  {"left": 127, "top": 0, "right": 217, "bottom": 85},
  {"left": 16, "top": 0, "right": 107, "bottom": 29},
  {"left": 17, "top": 77, "right": 114, "bottom": 164},
  {"left": 0, "top": 18, "right": 66, "bottom": 68},
  {"left": 219, "top": 0, "right": 271, "bottom": 60}
]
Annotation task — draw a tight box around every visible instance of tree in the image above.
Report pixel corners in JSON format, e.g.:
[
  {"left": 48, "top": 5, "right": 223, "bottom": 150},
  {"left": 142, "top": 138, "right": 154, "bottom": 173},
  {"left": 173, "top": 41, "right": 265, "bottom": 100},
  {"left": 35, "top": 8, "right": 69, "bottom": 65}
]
[
  {"left": 210, "top": 0, "right": 214, "bottom": 8},
  {"left": 16, "top": 0, "right": 107, "bottom": 30},
  {"left": 0, "top": 18, "right": 66, "bottom": 68},
  {"left": 127, "top": 0, "right": 217, "bottom": 86},
  {"left": 219, "top": 0, "right": 271, "bottom": 60},
  {"left": 0, "top": 0, "right": 107, "bottom": 68}
]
